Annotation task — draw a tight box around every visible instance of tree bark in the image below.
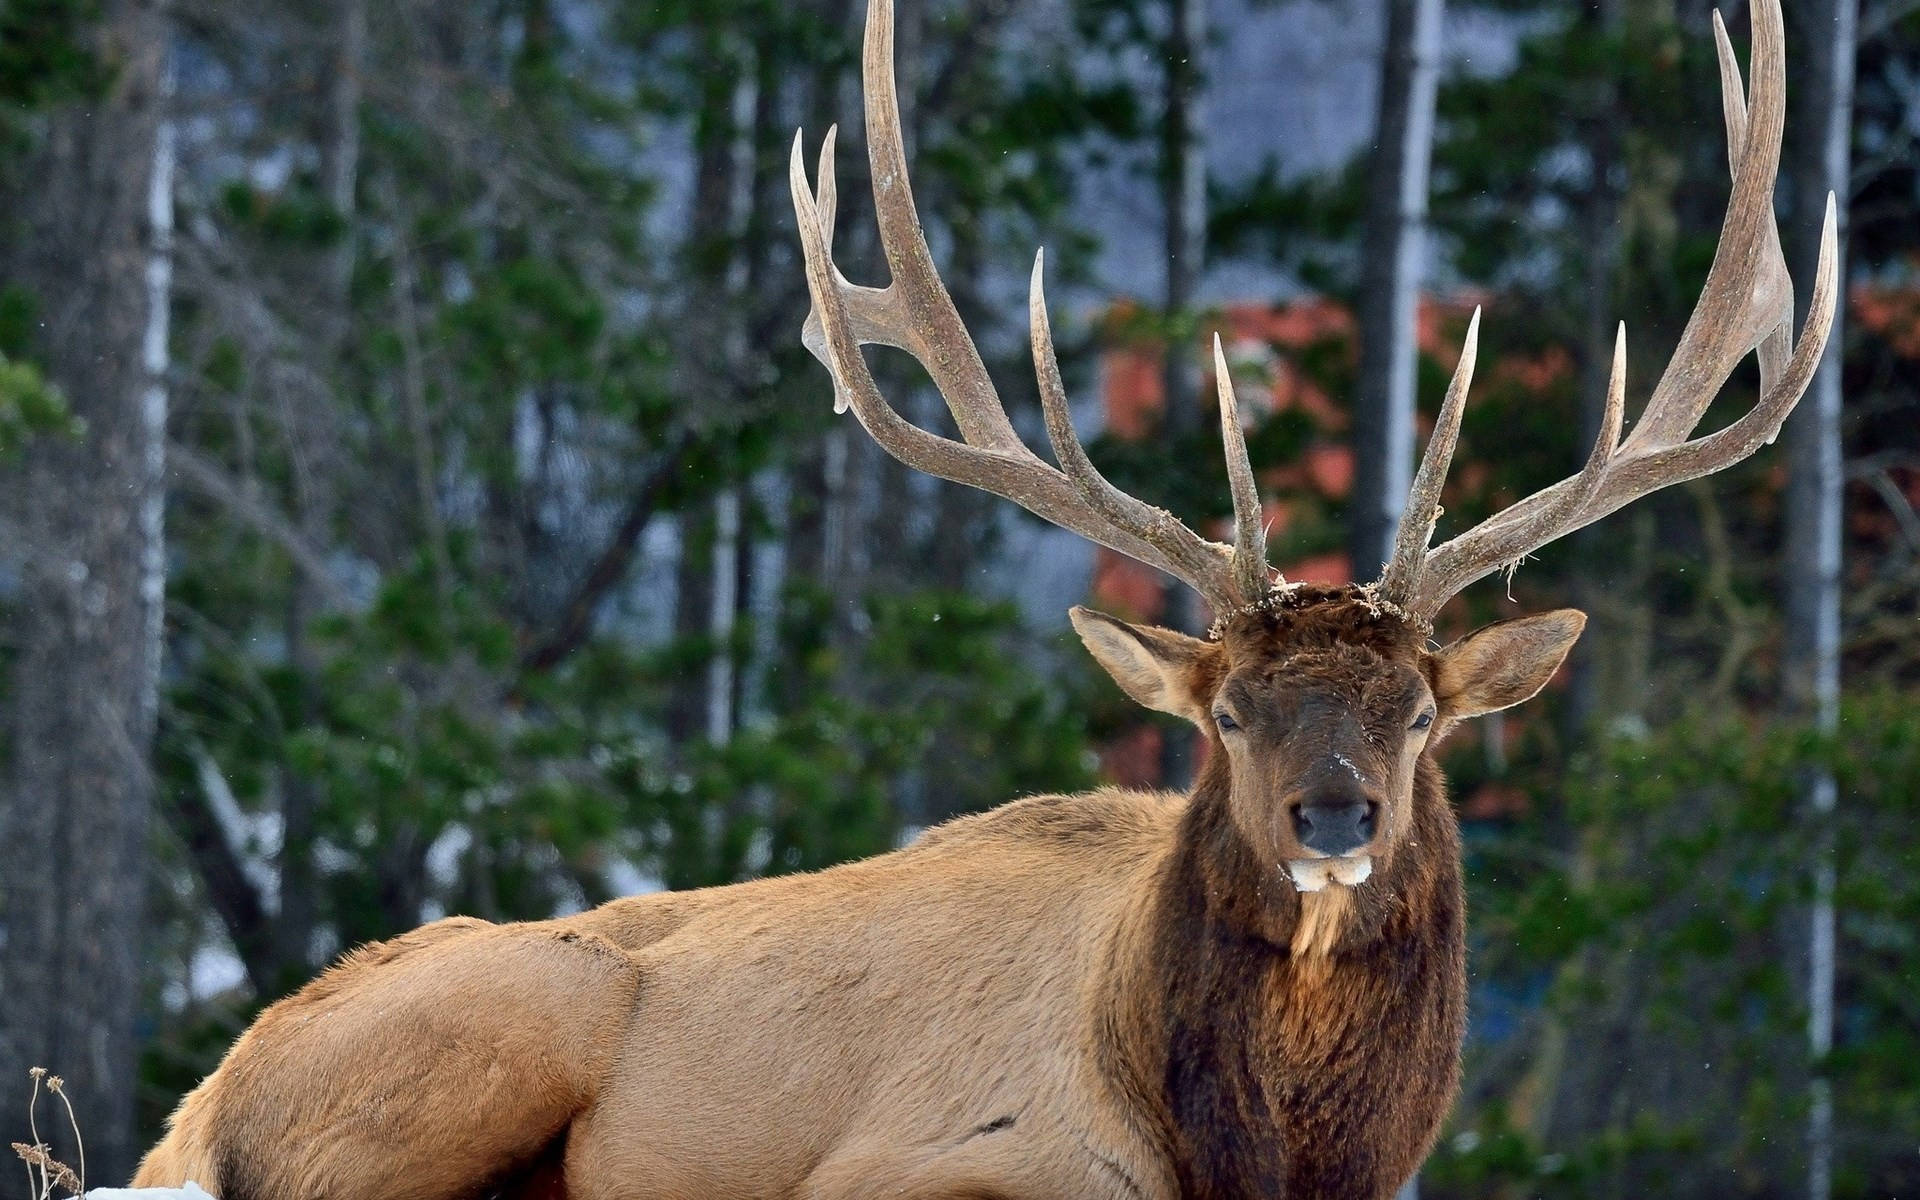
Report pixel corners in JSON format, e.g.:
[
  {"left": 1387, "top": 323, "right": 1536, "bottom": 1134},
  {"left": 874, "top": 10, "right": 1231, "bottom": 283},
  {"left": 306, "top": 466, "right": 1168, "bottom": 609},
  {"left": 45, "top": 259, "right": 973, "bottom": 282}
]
[
  {"left": 0, "top": 0, "right": 172, "bottom": 1179},
  {"left": 1157, "top": 0, "right": 1207, "bottom": 790},
  {"left": 783, "top": 0, "right": 859, "bottom": 627},
  {"left": 521, "top": 435, "right": 691, "bottom": 674},
  {"left": 1782, "top": 2, "right": 1856, "bottom": 1197},
  {"left": 1350, "top": 0, "right": 1444, "bottom": 583},
  {"left": 668, "top": 27, "right": 757, "bottom": 750},
  {"left": 1565, "top": 0, "right": 1625, "bottom": 743},
  {"left": 276, "top": 0, "right": 365, "bottom": 992}
]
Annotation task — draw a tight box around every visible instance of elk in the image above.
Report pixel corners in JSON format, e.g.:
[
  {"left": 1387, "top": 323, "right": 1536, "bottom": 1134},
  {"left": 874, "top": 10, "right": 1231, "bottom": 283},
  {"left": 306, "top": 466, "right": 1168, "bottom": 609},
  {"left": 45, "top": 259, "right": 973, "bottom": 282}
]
[{"left": 135, "top": 1, "right": 1834, "bottom": 1196}]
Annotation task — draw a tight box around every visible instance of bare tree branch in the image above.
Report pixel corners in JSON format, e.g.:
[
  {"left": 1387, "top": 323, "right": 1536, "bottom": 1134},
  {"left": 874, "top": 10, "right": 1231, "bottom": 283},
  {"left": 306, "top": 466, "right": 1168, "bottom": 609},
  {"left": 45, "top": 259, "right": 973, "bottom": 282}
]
[
  {"left": 169, "top": 442, "right": 352, "bottom": 609},
  {"left": 161, "top": 743, "right": 278, "bottom": 997},
  {"left": 1864, "top": 470, "right": 1920, "bottom": 553},
  {"left": 1860, "top": 0, "right": 1920, "bottom": 43},
  {"left": 520, "top": 433, "right": 695, "bottom": 674}
]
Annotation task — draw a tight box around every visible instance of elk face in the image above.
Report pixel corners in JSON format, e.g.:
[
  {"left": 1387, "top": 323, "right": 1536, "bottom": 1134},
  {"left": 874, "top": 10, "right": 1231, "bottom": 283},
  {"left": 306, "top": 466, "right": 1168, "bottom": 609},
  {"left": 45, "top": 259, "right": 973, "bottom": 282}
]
[{"left": 1071, "top": 590, "right": 1585, "bottom": 892}]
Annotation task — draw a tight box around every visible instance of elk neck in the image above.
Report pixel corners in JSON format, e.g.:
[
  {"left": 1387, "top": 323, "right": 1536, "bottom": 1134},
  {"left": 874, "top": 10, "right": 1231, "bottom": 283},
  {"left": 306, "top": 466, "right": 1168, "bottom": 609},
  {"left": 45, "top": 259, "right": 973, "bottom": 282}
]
[{"left": 1098, "top": 734, "right": 1468, "bottom": 1198}]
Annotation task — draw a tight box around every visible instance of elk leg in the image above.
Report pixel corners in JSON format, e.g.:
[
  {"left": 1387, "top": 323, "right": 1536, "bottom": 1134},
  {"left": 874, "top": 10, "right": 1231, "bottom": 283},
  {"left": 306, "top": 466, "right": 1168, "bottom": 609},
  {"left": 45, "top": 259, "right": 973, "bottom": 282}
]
[{"left": 135, "top": 917, "right": 640, "bottom": 1200}]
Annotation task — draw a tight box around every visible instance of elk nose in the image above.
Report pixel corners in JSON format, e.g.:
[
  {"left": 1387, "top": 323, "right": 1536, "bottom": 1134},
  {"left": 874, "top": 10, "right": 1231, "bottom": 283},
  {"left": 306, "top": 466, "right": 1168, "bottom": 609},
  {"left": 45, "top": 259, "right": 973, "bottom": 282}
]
[{"left": 1292, "top": 792, "right": 1377, "bottom": 856}]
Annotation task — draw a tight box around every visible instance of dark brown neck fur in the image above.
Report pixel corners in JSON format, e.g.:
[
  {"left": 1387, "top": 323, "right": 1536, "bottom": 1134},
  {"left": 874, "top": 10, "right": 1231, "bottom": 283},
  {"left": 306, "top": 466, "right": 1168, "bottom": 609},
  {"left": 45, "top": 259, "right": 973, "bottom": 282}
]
[{"left": 1120, "top": 742, "right": 1467, "bottom": 1199}]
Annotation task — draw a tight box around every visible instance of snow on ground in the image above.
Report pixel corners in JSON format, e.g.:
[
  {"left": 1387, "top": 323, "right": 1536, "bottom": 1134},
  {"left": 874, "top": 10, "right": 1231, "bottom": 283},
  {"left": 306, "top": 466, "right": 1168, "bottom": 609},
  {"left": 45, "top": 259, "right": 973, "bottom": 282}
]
[{"left": 87, "top": 1186, "right": 215, "bottom": 1199}]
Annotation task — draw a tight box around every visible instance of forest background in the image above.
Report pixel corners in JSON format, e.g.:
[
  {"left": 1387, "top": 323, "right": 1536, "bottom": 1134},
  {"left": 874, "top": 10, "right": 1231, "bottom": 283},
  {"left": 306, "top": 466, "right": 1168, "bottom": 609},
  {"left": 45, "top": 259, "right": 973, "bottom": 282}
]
[{"left": 0, "top": 0, "right": 1916, "bottom": 1196}]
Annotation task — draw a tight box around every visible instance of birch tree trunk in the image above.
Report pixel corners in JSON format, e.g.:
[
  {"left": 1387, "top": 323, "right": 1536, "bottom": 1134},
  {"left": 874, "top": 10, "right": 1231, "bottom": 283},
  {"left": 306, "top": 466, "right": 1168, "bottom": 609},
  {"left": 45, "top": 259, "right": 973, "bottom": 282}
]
[
  {"left": 1349, "top": 0, "right": 1443, "bottom": 582},
  {"left": 0, "top": 0, "right": 172, "bottom": 1179},
  {"left": 1354, "top": 10, "right": 1443, "bottom": 1193},
  {"left": 1782, "top": 2, "right": 1856, "bottom": 1196}
]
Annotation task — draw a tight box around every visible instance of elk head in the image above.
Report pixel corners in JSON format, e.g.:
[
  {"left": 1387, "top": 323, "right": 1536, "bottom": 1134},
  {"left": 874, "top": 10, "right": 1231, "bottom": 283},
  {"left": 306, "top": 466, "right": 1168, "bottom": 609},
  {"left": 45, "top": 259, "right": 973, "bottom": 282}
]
[
  {"left": 1069, "top": 593, "right": 1584, "bottom": 892},
  {"left": 791, "top": 0, "right": 1835, "bottom": 894}
]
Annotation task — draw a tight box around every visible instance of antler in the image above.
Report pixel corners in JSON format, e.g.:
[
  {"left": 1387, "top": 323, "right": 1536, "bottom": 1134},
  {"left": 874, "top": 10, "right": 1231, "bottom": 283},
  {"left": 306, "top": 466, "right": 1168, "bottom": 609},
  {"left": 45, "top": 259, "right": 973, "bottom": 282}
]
[
  {"left": 1378, "top": 0, "right": 1839, "bottom": 621},
  {"left": 789, "top": 0, "right": 1272, "bottom": 614}
]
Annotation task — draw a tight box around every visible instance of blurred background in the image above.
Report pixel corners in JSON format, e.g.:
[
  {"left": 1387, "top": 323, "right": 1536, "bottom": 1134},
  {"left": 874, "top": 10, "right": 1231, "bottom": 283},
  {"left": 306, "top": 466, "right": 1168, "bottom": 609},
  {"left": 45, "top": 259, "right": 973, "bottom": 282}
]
[{"left": 0, "top": 0, "right": 1914, "bottom": 1194}]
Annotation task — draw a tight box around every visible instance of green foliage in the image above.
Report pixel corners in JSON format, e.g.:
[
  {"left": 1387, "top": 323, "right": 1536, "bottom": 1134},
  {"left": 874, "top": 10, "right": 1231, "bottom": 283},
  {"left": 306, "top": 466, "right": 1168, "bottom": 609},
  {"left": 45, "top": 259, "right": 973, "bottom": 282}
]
[
  {"left": 1437, "top": 697, "right": 1920, "bottom": 1197},
  {"left": 1430, "top": 1100, "right": 1708, "bottom": 1198},
  {"left": 0, "top": 0, "right": 97, "bottom": 462},
  {"left": 216, "top": 181, "right": 350, "bottom": 248},
  {"left": 142, "top": 5, "right": 1129, "bottom": 1130},
  {"left": 607, "top": 586, "right": 1097, "bottom": 889},
  {"left": 0, "top": 0, "right": 100, "bottom": 111},
  {"left": 1209, "top": 157, "right": 1367, "bottom": 298},
  {"left": 0, "top": 351, "right": 78, "bottom": 456},
  {"left": 160, "top": 552, "right": 1093, "bottom": 934}
]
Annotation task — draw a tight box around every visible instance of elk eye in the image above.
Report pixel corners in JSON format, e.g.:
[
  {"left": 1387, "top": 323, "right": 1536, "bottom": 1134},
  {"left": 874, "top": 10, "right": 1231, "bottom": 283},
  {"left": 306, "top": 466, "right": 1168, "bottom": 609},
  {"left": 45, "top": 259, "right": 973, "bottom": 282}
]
[
  {"left": 1410, "top": 711, "right": 1435, "bottom": 732},
  {"left": 1214, "top": 711, "right": 1240, "bottom": 732}
]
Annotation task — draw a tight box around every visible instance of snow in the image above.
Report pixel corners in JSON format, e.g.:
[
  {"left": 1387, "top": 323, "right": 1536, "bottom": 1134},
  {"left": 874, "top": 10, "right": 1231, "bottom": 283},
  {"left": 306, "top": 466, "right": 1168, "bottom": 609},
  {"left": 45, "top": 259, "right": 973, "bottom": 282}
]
[{"left": 87, "top": 1186, "right": 215, "bottom": 1199}]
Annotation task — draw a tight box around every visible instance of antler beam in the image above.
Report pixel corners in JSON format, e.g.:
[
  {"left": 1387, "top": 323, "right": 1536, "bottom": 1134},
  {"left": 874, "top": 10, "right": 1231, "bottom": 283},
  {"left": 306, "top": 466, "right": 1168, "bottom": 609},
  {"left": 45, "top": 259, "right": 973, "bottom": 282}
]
[{"left": 789, "top": 0, "right": 1274, "bottom": 613}]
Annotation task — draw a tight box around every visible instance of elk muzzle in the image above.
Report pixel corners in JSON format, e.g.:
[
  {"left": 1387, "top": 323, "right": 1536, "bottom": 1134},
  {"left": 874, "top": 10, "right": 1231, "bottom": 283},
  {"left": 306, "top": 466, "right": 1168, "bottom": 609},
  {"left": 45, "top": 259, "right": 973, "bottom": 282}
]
[
  {"left": 1291, "top": 787, "right": 1376, "bottom": 857},
  {"left": 1282, "top": 785, "right": 1381, "bottom": 892}
]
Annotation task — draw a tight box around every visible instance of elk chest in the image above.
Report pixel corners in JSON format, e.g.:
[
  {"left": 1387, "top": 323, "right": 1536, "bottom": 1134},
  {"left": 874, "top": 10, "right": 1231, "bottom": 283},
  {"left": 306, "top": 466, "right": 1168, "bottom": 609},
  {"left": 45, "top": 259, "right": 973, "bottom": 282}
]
[{"left": 1144, "top": 805, "right": 1467, "bottom": 1200}]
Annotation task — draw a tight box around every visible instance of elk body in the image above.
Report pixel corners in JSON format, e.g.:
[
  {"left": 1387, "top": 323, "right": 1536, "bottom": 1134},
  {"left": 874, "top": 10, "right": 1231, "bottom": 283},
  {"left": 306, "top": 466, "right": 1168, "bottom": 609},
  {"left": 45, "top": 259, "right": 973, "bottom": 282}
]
[{"left": 135, "top": 1, "right": 1835, "bottom": 1196}]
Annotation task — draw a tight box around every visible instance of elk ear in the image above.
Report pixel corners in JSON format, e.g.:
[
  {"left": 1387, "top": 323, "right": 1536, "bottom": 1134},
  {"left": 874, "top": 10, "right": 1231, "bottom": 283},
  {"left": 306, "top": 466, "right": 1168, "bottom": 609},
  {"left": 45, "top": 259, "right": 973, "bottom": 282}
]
[
  {"left": 1069, "top": 606, "right": 1210, "bottom": 721},
  {"left": 1430, "top": 609, "right": 1586, "bottom": 719}
]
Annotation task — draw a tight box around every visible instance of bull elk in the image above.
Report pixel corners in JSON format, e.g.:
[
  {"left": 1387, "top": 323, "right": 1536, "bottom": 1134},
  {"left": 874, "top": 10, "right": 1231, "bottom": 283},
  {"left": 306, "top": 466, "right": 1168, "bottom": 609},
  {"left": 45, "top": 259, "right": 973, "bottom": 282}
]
[{"left": 135, "top": 0, "right": 1835, "bottom": 1196}]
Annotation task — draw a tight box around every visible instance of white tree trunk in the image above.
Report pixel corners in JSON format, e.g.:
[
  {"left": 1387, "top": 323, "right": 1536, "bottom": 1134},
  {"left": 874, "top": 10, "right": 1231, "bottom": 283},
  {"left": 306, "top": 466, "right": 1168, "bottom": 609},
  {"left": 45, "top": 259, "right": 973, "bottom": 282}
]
[
  {"left": 1351, "top": 0, "right": 1444, "bottom": 581},
  {"left": 1783, "top": 2, "right": 1856, "bottom": 1197}
]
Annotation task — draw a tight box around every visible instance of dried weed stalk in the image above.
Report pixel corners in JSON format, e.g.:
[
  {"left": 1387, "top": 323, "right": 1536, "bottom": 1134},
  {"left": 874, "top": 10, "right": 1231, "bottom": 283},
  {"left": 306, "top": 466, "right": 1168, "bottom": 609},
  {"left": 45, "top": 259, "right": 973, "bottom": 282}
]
[{"left": 11, "top": 1068, "right": 84, "bottom": 1199}]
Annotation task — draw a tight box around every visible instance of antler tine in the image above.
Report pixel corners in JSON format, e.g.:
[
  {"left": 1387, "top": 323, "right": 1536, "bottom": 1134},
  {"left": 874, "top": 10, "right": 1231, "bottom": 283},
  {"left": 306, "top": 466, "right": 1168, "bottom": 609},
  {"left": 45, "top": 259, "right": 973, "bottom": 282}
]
[
  {"left": 790, "top": 134, "right": 1181, "bottom": 584},
  {"left": 1556, "top": 320, "right": 1631, "bottom": 519},
  {"left": 1381, "top": 0, "right": 1836, "bottom": 621},
  {"left": 796, "top": 127, "right": 921, "bottom": 417},
  {"left": 1712, "top": 9, "right": 1748, "bottom": 176},
  {"left": 1501, "top": 321, "right": 1629, "bottom": 567},
  {"left": 1397, "top": 322, "right": 1623, "bottom": 612},
  {"left": 1710, "top": 4, "right": 1798, "bottom": 405},
  {"left": 857, "top": 0, "right": 1024, "bottom": 454},
  {"left": 1030, "top": 252, "right": 1155, "bottom": 533},
  {"left": 1622, "top": 0, "right": 1790, "bottom": 452},
  {"left": 1378, "top": 308, "right": 1478, "bottom": 605},
  {"left": 1713, "top": 7, "right": 1798, "bottom": 402},
  {"left": 1030, "top": 252, "right": 1239, "bottom": 604},
  {"left": 800, "top": 128, "right": 850, "bottom": 413},
  {"left": 1213, "top": 335, "right": 1273, "bottom": 600},
  {"left": 816, "top": 127, "right": 839, "bottom": 262}
]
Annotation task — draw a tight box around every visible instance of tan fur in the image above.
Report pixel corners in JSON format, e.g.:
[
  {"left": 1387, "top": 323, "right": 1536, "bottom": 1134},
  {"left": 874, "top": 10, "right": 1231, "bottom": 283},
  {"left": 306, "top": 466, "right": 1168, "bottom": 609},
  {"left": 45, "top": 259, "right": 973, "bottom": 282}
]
[
  {"left": 136, "top": 588, "right": 1580, "bottom": 1200},
  {"left": 139, "top": 790, "right": 1187, "bottom": 1200},
  {"left": 1289, "top": 886, "right": 1353, "bottom": 961}
]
